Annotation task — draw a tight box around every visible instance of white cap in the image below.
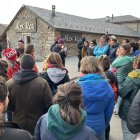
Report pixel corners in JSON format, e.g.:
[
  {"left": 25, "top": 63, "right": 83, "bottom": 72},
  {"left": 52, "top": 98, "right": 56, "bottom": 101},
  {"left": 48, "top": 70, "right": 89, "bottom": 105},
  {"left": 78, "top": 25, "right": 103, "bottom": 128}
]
[{"left": 110, "top": 35, "right": 117, "bottom": 39}]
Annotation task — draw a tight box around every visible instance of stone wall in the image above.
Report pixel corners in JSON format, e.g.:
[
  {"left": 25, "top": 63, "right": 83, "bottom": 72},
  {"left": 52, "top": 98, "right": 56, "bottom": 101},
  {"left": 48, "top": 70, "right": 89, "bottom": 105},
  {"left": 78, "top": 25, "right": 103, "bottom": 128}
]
[
  {"left": 0, "top": 24, "right": 6, "bottom": 36},
  {"left": 54, "top": 31, "right": 138, "bottom": 56},
  {"left": 7, "top": 8, "right": 55, "bottom": 60}
]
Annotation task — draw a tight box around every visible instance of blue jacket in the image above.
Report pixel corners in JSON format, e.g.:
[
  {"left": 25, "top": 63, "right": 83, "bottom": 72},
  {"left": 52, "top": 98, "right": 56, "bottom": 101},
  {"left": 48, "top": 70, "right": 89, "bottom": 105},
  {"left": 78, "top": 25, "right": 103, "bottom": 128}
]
[
  {"left": 77, "top": 74, "right": 114, "bottom": 135},
  {"left": 94, "top": 43, "right": 109, "bottom": 58}
]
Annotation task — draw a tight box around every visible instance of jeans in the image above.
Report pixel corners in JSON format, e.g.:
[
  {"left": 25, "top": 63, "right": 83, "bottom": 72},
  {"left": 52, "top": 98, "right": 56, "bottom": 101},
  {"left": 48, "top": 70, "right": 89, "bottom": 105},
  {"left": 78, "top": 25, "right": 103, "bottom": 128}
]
[{"left": 121, "top": 120, "right": 136, "bottom": 140}]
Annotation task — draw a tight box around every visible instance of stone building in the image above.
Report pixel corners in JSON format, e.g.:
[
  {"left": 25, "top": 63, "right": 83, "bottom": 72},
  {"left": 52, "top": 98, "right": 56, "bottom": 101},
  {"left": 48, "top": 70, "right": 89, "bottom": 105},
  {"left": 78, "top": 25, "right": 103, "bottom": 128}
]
[
  {"left": 1, "top": 5, "right": 140, "bottom": 60},
  {"left": 97, "top": 15, "right": 140, "bottom": 32},
  {"left": 0, "top": 24, "right": 7, "bottom": 49}
]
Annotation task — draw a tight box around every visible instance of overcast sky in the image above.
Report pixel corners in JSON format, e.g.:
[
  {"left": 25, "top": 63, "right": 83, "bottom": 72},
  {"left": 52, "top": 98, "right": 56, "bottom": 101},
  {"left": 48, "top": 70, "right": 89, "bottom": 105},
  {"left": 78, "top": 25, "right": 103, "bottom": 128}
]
[{"left": 0, "top": 0, "right": 139, "bottom": 24}]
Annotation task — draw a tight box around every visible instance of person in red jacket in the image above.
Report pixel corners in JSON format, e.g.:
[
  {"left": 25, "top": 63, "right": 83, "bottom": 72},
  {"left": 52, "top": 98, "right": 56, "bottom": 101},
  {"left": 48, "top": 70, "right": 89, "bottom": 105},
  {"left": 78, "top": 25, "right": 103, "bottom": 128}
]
[{"left": 3, "top": 48, "right": 20, "bottom": 79}]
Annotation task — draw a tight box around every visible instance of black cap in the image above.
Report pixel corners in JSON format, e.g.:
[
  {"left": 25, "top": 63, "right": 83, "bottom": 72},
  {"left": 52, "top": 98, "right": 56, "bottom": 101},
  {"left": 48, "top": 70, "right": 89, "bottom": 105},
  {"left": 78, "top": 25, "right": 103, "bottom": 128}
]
[{"left": 18, "top": 39, "right": 24, "bottom": 43}]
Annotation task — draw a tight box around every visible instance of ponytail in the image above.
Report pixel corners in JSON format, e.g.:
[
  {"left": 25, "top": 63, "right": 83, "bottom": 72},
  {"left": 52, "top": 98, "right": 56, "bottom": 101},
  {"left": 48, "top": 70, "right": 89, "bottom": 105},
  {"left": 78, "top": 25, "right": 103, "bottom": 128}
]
[{"left": 53, "top": 82, "right": 82, "bottom": 125}]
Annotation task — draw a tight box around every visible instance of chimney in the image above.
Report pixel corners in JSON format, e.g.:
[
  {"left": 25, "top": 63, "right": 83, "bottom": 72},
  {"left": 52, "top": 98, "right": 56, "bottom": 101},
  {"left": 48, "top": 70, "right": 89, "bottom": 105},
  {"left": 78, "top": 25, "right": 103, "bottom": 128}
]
[
  {"left": 112, "top": 14, "right": 114, "bottom": 19},
  {"left": 105, "top": 16, "right": 110, "bottom": 22},
  {"left": 52, "top": 5, "right": 56, "bottom": 17}
]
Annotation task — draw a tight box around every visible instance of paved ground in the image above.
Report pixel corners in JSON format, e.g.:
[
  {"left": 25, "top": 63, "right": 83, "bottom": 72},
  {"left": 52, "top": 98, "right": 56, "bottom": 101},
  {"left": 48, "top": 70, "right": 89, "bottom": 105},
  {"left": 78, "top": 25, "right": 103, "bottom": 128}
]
[{"left": 36, "top": 56, "right": 122, "bottom": 140}]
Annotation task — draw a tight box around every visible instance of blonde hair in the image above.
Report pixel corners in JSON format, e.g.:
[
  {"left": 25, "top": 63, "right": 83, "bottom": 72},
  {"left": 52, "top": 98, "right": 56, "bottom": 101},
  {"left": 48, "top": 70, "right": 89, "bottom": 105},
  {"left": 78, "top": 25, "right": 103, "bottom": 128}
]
[
  {"left": 80, "top": 56, "right": 103, "bottom": 74},
  {"left": 43, "top": 52, "right": 63, "bottom": 70},
  {"left": 53, "top": 82, "right": 82, "bottom": 125}
]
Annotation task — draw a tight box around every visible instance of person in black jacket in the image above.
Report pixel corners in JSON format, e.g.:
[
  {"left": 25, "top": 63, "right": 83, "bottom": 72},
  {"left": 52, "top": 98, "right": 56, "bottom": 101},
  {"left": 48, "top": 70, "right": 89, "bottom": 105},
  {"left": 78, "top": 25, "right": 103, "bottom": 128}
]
[
  {"left": 15, "top": 39, "right": 25, "bottom": 58},
  {"left": 77, "top": 36, "right": 85, "bottom": 71},
  {"left": 127, "top": 90, "right": 140, "bottom": 138},
  {"left": 52, "top": 38, "right": 67, "bottom": 66},
  {"left": 0, "top": 78, "right": 33, "bottom": 140},
  {"left": 108, "top": 38, "right": 119, "bottom": 63},
  {"left": 40, "top": 52, "right": 70, "bottom": 95}
]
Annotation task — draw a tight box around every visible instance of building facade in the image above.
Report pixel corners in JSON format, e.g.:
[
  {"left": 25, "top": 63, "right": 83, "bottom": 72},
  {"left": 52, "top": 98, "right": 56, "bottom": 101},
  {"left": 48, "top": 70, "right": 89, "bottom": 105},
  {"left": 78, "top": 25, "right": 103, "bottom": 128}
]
[{"left": 1, "top": 5, "right": 140, "bottom": 60}]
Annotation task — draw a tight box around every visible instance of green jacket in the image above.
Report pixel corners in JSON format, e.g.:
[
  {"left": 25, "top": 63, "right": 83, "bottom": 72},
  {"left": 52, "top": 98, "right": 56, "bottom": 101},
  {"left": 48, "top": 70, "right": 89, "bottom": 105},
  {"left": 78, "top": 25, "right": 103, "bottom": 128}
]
[
  {"left": 119, "top": 69, "right": 140, "bottom": 120},
  {"left": 112, "top": 56, "right": 134, "bottom": 84}
]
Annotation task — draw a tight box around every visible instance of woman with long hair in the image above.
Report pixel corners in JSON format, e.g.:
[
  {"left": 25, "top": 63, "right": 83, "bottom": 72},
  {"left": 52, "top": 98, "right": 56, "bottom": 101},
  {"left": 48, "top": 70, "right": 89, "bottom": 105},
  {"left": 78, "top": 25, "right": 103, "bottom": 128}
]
[
  {"left": 40, "top": 52, "right": 70, "bottom": 95},
  {"left": 35, "top": 81, "right": 97, "bottom": 140},
  {"left": 77, "top": 56, "right": 114, "bottom": 140}
]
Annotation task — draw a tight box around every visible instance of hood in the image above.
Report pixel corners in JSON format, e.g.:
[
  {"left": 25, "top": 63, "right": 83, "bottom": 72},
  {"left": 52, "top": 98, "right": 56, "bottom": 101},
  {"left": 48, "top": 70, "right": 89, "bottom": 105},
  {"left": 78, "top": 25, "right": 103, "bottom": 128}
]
[
  {"left": 112, "top": 55, "right": 134, "bottom": 68},
  {"left": 128, "top": 69, "right": 140, "bottom": 87},
  {"left": 77, "top": 74, "right": 111, "bottom": 101},
  {"left": 47, "top": 104, "right": 86, "bottom": 140},
  {"left": 47, "top": 68, "right": 67, "bottom": 84},
  {"left": 13, "top": 69, "right": 38, "bottom": 84}
]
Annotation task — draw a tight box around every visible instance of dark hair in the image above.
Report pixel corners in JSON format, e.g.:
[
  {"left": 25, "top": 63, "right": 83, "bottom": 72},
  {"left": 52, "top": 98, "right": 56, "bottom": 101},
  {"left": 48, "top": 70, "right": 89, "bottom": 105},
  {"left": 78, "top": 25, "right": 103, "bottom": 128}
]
[
  {"left": 99, "top": 55, "right": 110, "bottom": 71},
  {"left": 84, "top": 41, "right": 89, "bottom": 44},
  {"left": 129, "top": 42, "right": 139, "bottom": 52},
  {"left": 18, "top": 40, "right": 24, "bottom": 43},
  {"left": 20, "top": 54, "right": 35, "bottom": 69},
  {"left": 91, "top": 39, "right": 97, "bottom": 46},
  {"left": 123, "top": 38, "right": 130, "bottom": 43},
  {"left": 53, "top": 82, "right": 82, "bottom": 125},
  {"left": 121, "top": 44, "right": 131, "bottom": 54},
  {"left": 25, "top": 44, "right": 34, "bottom": 54}
]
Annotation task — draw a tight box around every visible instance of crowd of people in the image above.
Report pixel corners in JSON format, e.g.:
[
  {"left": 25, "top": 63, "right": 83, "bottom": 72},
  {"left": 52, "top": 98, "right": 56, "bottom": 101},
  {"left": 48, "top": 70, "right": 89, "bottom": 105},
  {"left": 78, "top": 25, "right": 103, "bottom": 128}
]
[{"left": 0, "top": 35, "right": 139, "bottom": 140}]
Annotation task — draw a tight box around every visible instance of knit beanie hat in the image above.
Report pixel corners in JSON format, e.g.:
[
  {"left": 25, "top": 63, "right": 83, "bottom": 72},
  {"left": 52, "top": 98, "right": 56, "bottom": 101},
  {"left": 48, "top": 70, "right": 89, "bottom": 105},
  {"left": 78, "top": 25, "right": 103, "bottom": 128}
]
[
  {"left": 3, "top": 48, "right": 17, "bottom": 62},
  {"left": 58, "top": 38, "right": 64, "bottom": 44},
  {"left": 20, "top": 54, "right": 35, "bottom": 69}
]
